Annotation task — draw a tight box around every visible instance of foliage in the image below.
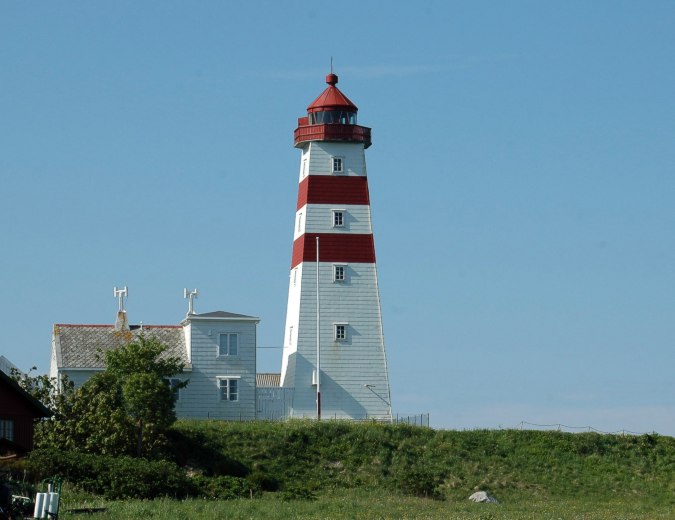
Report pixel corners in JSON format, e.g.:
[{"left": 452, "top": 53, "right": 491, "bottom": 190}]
[
  {"left": 27, "top": 449, "right": 190, "bottom": 500},
  {"left": 10, "top": 367, "right": 75, "bottom": 413},
  {"left": 32, "top": 335, "right": 186, "bottom": 457},
  {"left": 169, "top": 420, "right": 675, "bottom": 502},
  {"left": 190, "top": 475, "right": 252, "bottom": 500},
  {"left": 279, "top": 485, "right": 317, "bottom": 502}
]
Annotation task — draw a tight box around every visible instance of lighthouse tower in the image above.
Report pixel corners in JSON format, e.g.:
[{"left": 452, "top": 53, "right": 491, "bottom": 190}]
[{"left": 280, "top": 72, "right": 392, "bottom": 420}]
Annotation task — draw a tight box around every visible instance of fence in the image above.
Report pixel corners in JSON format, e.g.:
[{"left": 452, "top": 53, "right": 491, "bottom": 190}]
[
  {"left": 515, "top": 421, "right": 657, "bottom": 436},
  {"left": 394, "top": 413, "right": 430, "bottom": 428}
]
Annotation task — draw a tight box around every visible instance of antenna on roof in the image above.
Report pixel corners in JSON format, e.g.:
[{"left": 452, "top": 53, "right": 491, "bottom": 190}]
[
  {"left": 184, "top": 288, "right": 199, "bottom": 316},
  {"left": 113, "top": 286, "right": 130, "bottom": 332},
  {"left": 330, "top": 56, "right": 333, "bottom": 74},
  {"left": 114, "top": 286, "right": 128, "bottom": 312}
]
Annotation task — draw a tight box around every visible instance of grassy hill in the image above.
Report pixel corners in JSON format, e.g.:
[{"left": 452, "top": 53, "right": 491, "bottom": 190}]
[{"left": 168, "top": 420, "right": 674, "bottom": 502}]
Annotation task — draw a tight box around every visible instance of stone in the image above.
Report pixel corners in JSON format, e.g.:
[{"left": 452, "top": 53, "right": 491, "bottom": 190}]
[{"left": 469, "top": 491, "right": 498, "bottom": 503}]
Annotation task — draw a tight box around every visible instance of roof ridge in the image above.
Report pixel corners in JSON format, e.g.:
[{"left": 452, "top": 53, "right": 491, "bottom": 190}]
[{"left": 55, "top": 323, "right": 183, "bottom": 328}]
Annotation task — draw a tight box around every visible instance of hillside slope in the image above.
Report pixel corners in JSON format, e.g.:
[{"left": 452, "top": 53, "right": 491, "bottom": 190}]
[{"left": 169, "top": 420, "right": 674, "bottom": 501}]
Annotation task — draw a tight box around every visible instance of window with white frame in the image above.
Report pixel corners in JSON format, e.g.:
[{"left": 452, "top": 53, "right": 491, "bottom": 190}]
[
  {"left": 218, "top": 378, "right": 239, "bottom": 401},
  {"left": 292, "top": 268, "right": 297, "bottom": 287},
  {"left": 165, "top": 378, "right": 182, "bottom": 401},
  {"left": 0, "top": 419, "right": 14, "bottom": 442},
  {"left": 297, "top": 212, "right": 302, "bottom": 233},
  {"left": 218, "top": 333, "right": 238, "bottom": 356},
  {"left": 333, "top": 264, "right": 346, "bottom": 282},
  {"left": 334, "top": 323, "right": 347, "bottom": 341},
  {"left": 332, "top": 210, "right": 345, "bottom": 228},
  {"left": 302, "top": 158, "right": 308, "bottom": 177},
  {"left": 288, "top": 326, "right": 293, "bottom": 345},
  {"left": 331, "top": 156, "right": 344, "bottom": 174}
]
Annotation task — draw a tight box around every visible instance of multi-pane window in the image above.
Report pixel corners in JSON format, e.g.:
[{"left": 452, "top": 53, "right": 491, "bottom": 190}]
[
  {"left": 333, "top": 265, "right": 346, "bottom": 282},
  {"left": 0, "top": 419, "right": 14, "bottom": 442},
  {"left": 332, "top": 157, "right": 344, "bottom": 173},
  {"left": 219, "top": 378, "right": 239, "bottom": 401},
  {"left": 335, "top": 324, "right": 347, "bottom": 341},
  {"left": 165, "top": 378, "right": 182, "bottom": 401},
  {"left": 218, "top": 333, "right": 238, "bottom": 356},
  {"left": 333, "top": 210, "right": 344, "bottom": 228}
]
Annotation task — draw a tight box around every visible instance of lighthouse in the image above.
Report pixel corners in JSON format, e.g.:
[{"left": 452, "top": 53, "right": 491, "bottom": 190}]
[{"left": 280, "top": 72, "right": 392, "bottom": 420}]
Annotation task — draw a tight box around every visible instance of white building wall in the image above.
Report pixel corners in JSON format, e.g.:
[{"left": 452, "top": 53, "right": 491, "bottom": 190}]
[
  {"left": 295, "top": 204, "right": 373, "bottom": 239},
  {"left": 179, "top": 318, "right": 257, "bottom": 420},
  {"left": 283, "top": 137, "right": 391, "bottom": 420},
  {"left": 286, "top": 262, "right": 391, "bottom": 420},
  {"left": 300, "top": 142, "right": 367, "bottom": 179},
  {"left": 60, "top": 369, "right": 101, "bottom": 388}
]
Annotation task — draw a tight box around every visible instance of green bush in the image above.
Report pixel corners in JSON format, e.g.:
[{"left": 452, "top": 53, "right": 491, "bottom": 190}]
[
  {"left": 190, "top": 475, "right": 250, "bottom": 499},
  {"left": 279, "top": 485, "right": 317, "bottom": 501},
  {"left": 28, "top": 449, "right": 190, "bottom": 499}
]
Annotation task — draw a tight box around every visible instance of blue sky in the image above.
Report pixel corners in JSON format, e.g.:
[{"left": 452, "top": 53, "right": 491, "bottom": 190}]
[{"left": 1, "top": 1, "right": 673, "bottom": 435}]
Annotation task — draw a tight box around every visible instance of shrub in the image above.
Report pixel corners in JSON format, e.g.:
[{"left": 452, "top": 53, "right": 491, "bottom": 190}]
[
  {"left": 246, "top": 470, "right": 279, "bottom": 492},
  {"left": 28, "top": 449, "right": 190, "bottom": 499},
  {"left": 279, "top": 485, "right": 317, "bottom": 501},
  {"left": 190, "top": 475, "right": 250, "bottom": 499}
]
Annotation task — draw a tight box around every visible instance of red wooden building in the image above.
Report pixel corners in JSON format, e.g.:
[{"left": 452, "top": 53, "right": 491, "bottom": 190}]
[{"left": 0, "top": 370, "right": 51, "bottom": 454}]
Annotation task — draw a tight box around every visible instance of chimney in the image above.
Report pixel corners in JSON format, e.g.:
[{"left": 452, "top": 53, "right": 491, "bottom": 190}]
[{"left": 114, "top": 310, "right": 130, "bottom": 332}]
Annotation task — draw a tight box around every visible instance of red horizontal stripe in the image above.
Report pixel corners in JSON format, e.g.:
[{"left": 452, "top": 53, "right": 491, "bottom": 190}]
[
  {"left": 291, "top": 233, "right": 375, "bottom": 268},
  {"left": 297, "top": 175, "right": 370, "bottom": 210}
]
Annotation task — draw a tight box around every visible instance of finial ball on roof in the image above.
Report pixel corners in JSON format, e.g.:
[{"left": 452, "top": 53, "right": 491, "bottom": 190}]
[{"left": 326, "top": 73, "right": 338, "bottom": 86}]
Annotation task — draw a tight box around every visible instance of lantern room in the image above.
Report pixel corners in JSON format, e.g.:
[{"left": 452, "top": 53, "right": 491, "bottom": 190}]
[{"left": 294, "top": 73, "right": 371, "bottom": 149}]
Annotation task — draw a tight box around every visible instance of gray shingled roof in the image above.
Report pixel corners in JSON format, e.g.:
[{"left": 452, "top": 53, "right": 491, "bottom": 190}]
[{"left": 53, "top": 324, "right": 190, "bottom": 370}]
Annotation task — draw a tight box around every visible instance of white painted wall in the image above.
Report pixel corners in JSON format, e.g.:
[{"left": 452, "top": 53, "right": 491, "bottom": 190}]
[
  {"left": 283, "top": 139, "right": 391, "bottom": 420},
  {"left": 294, "top": 204, "right": 373, "bottom": 240},
  {"left": 298, "top": 141, "right": 367, "bottom": 179},
  {"left": 285, "top": 262, "right": 391, "bottom": 419},
  {"left": 180, "top": 317, "right": 257, "bottom": 420}
]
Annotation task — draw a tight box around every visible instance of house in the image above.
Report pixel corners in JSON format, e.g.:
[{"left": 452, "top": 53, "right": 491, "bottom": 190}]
[
  {"left": 0, "top": 355, "right": 21, "bottom": 377},
  {"left": 0, "top": 369, "right": 52, "bottom": 454},
  {"left": 50, "top": 295, "right": 260, "bottom": 421}
]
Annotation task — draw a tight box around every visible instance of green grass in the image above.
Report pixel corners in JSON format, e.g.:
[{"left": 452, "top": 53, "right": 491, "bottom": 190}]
[
  {"left": 57, "top": 488, "right": 673, "bottom": 519},
  {"left": 17, "top": 421, "right": 675, "bottom": 518},
  {"left": 167, "top": 420, "right": 674, "bottom": 501}
]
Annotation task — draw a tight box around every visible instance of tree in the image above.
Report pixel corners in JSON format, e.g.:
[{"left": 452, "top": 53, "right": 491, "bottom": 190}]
[
  {"left": 10, "top": 367, "right": 75, "bottom": 414},
  {"left": 18, "top": 335, "right": 187, "bottom": 458}
]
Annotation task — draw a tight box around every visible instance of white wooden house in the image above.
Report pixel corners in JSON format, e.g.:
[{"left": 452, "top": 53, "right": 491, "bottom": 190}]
[{"left": 50, "top": 307, "right": 259, "bottom": 420}]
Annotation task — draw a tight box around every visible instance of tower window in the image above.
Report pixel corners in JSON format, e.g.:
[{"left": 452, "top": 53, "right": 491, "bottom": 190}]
[
  {"left": 218, "top": 333, "right": 238, "bottom": 356},
  {"left": 297, "top": 212, "right": 303, "bottom": 233},
  {"left": 333, "top": 264, "right": 346, "bottom": 282},
  {"left": 334, "top": 324, "right": 347, "bottom": 341},
  {"left": 331, "top": 157, "right": 344, "bottom": 174},
  {"left": 332, "top": 210, "right": 345, "bottom": 228}
]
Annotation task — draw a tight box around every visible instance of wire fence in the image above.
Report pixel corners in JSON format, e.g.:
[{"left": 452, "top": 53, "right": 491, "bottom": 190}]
[
  {"left": 394, "top": 413, "right": 430, "bottom": 428},
  {"left": 514, "top": 421, "right": 658, "bottom": 436}
]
